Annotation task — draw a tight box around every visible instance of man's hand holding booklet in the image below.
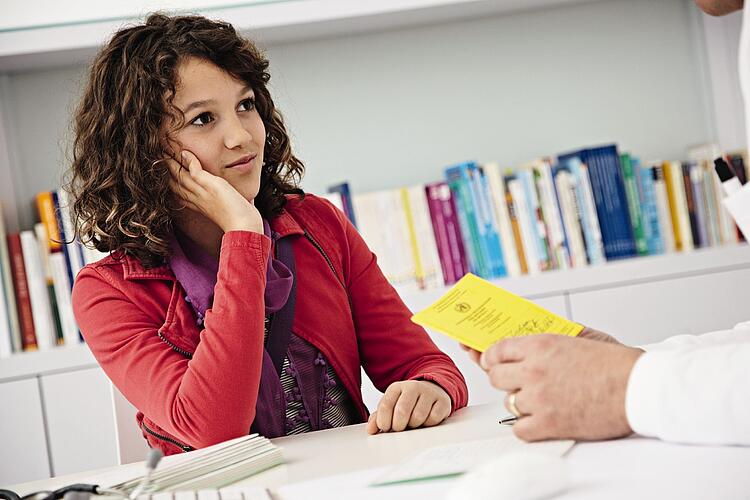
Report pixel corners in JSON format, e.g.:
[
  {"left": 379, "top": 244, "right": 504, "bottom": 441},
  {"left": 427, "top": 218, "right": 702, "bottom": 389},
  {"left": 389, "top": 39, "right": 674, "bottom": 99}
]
[{"left": 411, "top": 273, "right": 583, "bottom": 352}]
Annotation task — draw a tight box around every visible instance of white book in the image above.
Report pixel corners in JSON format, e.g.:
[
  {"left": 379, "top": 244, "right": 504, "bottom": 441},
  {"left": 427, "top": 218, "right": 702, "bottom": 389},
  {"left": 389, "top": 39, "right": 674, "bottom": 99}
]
[
  {"left": 20, "top": 230, "right": 57, "bottom": 350},
  {"left": 651, "top": 165, "right": 676, "bottom": 253},
  {"left": 0, "top": 203, "right": 22, "bottom": 353},
  {"left": 56, "top": 189, "right": 86, "bottom": 280},
  {"left": 404, "top": 185, "right": 444, "bottom": 290},
  {"left": 711, "top": 168, "right": 739, "bottom": 245},
  {"left": 483, "top": 163, "right": 521, "bottom": 277},
  {"left": 700, "top": 163, "right": 720, "bottom": 247},
  {"left": 666, "top": 161, "right": 694, "bottom": 251},
  {"left": 530, "top": 158, "right": 569, "bottom": 270},
  {"left": 507, "top": 179, "right": 540, "bottom": 275},
  {"left": 554, "top": 171, "right": 587, "bottom": 268},
  {"left": 575, "top": 162, "right": 606, "bottom": 265},
  {"left": 49, "top": 252, "right": 79, "bottom": 346}
]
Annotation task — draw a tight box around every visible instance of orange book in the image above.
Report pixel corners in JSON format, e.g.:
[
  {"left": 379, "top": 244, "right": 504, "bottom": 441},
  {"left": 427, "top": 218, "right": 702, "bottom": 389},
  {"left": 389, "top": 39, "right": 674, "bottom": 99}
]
[
  {"left": 505, "top": 189, "right": 528, "bottom": 275},
  {"left": 36, "top": 191, "right": 61, "bottom": 252}
]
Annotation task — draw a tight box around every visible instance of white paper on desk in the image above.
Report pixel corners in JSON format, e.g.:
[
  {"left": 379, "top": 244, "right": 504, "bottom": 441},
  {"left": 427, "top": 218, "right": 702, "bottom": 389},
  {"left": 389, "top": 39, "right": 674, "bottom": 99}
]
[{"left": 371, "top": 436, "right": 574, "bottom": 486}]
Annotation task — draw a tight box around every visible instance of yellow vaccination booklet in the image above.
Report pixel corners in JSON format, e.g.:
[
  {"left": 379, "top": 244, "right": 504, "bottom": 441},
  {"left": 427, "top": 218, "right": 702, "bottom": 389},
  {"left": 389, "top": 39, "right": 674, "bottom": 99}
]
[{"left": 411, "top": 273, "right": 584, "bottom": 352}]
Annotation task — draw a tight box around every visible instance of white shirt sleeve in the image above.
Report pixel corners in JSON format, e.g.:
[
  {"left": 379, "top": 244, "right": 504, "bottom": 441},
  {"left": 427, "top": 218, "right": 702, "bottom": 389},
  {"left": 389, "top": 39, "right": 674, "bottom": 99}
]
[
  {"left": 625, "top": 325, "right": 750, "bottom": 445},
  {"left": 639, "top": 321, "right": 750, "bottom": 351}
]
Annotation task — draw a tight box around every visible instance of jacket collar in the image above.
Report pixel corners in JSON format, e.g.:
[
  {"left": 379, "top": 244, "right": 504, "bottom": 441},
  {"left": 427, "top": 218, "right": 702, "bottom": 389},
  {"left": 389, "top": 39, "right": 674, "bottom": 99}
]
[{"left": 121, "top": 205, "right": 305, "bottom": 282}]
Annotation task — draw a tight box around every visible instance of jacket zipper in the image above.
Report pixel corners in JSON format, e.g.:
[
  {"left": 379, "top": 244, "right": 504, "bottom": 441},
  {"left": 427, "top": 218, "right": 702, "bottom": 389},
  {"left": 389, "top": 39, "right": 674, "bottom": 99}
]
[
  {"left": 141, "top": 421, "right": 194, "bottom": 452},
  {"left": 303, "top": 230, "right": 353, "bottom": 311},
  {"left": 158, "top": 330, "right": 194, "bottom": 359}
]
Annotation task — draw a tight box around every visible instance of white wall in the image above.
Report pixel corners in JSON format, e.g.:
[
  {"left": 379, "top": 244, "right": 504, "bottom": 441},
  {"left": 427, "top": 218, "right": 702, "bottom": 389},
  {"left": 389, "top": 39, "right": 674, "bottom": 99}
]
[{"left": 0, "top": 0, "right": 727, "bottom": 229}]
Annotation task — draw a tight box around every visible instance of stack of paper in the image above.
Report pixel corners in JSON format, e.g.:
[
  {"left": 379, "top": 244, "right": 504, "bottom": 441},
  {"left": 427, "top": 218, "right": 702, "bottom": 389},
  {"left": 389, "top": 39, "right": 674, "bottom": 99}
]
[{"left": 110, "top": 434, "right": 283, "bottom": 494}]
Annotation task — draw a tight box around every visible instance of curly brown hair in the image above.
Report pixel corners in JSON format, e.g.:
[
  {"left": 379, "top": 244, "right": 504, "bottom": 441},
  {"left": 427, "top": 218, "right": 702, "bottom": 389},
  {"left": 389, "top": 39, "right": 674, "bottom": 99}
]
[{"left": 67, "top": 13, "right": 304, "bottom": 268}]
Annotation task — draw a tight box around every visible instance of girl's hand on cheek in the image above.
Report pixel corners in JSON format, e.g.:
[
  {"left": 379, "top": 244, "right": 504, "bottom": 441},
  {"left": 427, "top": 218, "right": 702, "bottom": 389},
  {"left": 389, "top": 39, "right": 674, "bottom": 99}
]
[
  {"left": 366, "top": 380, "right": 452, "bottom": 435},
  {"left": 167, "top": 150, "right": 263, "bottom": 233}
]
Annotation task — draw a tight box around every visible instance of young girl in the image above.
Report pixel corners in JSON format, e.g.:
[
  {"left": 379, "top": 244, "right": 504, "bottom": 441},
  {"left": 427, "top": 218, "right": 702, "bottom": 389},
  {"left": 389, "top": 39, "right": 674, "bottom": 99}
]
[{"left": 69, "top": 13, "right": 468, "bottom": 455}]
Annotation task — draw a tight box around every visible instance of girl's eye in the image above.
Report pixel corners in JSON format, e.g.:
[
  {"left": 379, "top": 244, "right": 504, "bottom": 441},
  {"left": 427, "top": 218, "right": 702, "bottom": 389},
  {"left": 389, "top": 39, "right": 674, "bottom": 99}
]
[
  {"left": 238, "top": 97, "right": 256, "bottom": 112},
  {"left": 191, "top": 112, "right": 213, "bottom": 126}
]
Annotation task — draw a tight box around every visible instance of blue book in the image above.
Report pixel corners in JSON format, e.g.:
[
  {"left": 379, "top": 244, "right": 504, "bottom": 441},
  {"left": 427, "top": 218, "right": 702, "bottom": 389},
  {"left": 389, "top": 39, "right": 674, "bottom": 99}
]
[
  {"left": 557, "top": 157, "right": 606, "bottom": 265},
  {"left": 475, "top": 166, "right": 507, "bottom": 277},
  {"left": 327, "top": 182, "right": 357, "bottom": 229},
  {"left": 634, "top": 159, "right": 664, "bottom": 255},
  {"left": 518, "top": 168, "right": 550, "bottom": 271},
  {"left": 560, "top": 146, "right": 635, "bottom": 260},
  {"left": 445, "top": 164, "right": 487, "bottom": 277}
]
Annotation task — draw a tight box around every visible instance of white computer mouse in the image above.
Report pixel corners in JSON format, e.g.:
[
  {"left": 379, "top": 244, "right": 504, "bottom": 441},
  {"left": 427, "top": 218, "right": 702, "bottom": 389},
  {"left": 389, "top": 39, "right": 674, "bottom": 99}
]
[{"left": 446, "top": 451, "right": 569, "bottom": 500}]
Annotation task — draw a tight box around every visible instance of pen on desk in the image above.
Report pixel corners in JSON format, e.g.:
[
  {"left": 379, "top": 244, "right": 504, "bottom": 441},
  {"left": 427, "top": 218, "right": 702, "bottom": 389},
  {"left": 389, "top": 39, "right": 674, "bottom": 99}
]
[{"left": 498, "top": 416, "right": 518, "bottom": 425}]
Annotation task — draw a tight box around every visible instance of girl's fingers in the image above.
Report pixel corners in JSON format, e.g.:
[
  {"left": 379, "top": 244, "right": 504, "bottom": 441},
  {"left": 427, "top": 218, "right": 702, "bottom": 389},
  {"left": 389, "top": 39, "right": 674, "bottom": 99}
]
[
  {"left": 366, "top": 412, "right": 380, "bottom": 435},
  {"left": 424, "top": 397, "right": 451, "bottom": 427},
  {"left": 407, "top": 393, "right": 434, "bottom": 429},
  {"left": 391, "top": 387, "right": 420, "bottom": 432}
]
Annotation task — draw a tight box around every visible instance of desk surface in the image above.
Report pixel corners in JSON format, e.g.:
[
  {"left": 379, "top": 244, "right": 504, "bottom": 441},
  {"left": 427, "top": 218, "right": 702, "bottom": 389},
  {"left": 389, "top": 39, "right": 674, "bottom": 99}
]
[{"left": 9, "top": 403, "right": 750, "bottom": 499}]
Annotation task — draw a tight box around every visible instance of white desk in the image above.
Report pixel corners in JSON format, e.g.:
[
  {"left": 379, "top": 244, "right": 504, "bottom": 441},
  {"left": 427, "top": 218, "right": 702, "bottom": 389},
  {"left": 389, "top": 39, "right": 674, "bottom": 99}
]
[{"left": 7, "top": 403, "right": 750, "bottom": 499}]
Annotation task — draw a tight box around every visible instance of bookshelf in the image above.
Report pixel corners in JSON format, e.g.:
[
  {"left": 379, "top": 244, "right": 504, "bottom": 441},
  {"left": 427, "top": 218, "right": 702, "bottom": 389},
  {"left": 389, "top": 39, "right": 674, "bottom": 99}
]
[{"left": 0, "top": 0, "right": 747, "bottom": 486}]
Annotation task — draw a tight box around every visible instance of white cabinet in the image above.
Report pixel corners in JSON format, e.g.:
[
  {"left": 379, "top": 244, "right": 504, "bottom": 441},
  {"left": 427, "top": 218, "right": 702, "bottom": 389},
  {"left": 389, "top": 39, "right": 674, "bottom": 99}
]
[
  {"left": 40, "top": 367, "right": 118, "bottom": 476},
  {"left": 0, "top": 378, "right": 50, "bottom": 485},
  {"left": 568, "top": 268, "right": 750, "bottom": 346}
]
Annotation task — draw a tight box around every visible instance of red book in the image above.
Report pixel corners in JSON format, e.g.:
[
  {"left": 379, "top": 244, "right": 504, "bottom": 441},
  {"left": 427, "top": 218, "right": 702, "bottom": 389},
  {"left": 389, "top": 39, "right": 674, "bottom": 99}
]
[
  {"left": 426, "top": 183, "right": 456, "bottom": 285},
  {"left": 7, "top": 233, "right": 37, "bottom": 351}
]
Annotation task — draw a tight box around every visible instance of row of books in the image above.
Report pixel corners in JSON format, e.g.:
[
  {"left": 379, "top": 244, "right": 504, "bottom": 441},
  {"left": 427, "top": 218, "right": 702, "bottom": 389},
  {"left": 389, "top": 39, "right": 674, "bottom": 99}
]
[
  {"left": 325, "top": 143, "right": 746, "bottom": 292},
  {"left": 0, "top": 191, "right": 106, "bottom": 357},
  {"left": 1, "top": 143, "right": 744, "bottom": 356}
]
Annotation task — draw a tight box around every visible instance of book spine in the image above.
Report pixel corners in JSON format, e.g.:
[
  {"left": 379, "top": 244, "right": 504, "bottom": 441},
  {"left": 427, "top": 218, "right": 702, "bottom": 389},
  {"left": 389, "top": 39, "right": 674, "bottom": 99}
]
[
  {"left": 408, "top": 186, "right": 444, "bottom": 289},
  {"left": 689, "top": 164, "right": 710, "bottom": 248},
  {"left": 507, "top": 177, "right": 540, "bottom": 275},
  {"left": 681, "top": 163, "right": 701, "bottom": 248},
  {"left": 578, "top": 149, "right": 615, "bottom": 259},
  {"left": 483, "top": 163, "right": 521, "bottom": 277},
  {"left": 504, "top": 178, "right": 529, "bottom": 274},
  {"left": 0, "top": 254, "right": 11, "bottom": 357},
  {"left": 553, "top": 168, "right": 587, "bottom": 268},
  {"left": 464, "top": 164, "right": 496, "bottom": 278},
  {"left": 0, "top": 204, "right": 22, "bottom": 353},
  {"left": 565, "top": 157, "right": 605, "bottom": 265},
  {"left": 651, "top": 164, "right": 676, "bottom": 253},
  {"left": 20, "top": 230, "right": 56, "bottom": 350},
  {"left": 476, "top": 165, "right": 507, "bottom": 278},
  {"left": 425, "top": 183, "right": 456, "bottom": 285},
  {"left": 595, "top": 146, "right": 636, "bottom": 259},
  {"left": 701, "top": 165, "right": 721, "bottom": 247},
  {"left": 519, "top": 168, "right": 550, "bottom": 271},
  {"left": 49, "top": 252, "right": 79, "bottom": 346},
  {"left": 637, "top": 162, "right": 664, "bottom": 255},
  {"left": 446, "top": 165, "right": 486, "bottom": 277},
  {"left": 620, "top": 153, "right": 648, "bottom": 255},
  {"left": 52, "top": 190, "right": 77, "bottom": 289},
  {"left": 7, "top": 233, "right": 37, "bottom": 351},
  {"left": 535, "top": 159, "right": 570, "bottom": 270},
  {"left": 36, "top": 191, "right": 62, "bottom": 252},
  {"left": 400, "top": 188, "right": 425, "bottom": 289},
  {"left": 442, "top": 185, "right": 469, "bottom": 280},
  {"left": 34, "top": 223, "right": 63, "bottom": 345}
]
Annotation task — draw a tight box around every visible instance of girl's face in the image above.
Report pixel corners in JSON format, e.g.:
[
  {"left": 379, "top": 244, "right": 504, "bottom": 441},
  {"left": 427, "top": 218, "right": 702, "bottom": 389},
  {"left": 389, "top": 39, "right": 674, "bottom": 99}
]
[{"left": 170, "top": 57, "right": 266, "bottom": 203}]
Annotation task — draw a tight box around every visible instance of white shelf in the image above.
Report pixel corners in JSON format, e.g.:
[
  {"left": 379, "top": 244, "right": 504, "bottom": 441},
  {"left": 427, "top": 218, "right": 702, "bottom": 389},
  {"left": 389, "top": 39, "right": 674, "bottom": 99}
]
[
  {"left": 2, "top": 243, "right": 748, "bottom": 383},
  {"left": 0, "top": 343, "right": 96, "bottom": 382},
  {"left": 397, "top": 243, "right": 750, "bottom": 311},
  {"left": 0, "top": 0, "right": 599, "bottom": 72}
]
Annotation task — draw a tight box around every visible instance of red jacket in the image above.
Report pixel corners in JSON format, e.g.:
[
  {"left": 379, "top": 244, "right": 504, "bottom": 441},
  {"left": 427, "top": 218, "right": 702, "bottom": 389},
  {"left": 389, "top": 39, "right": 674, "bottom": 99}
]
[{"left": 72, "top": 194, "right": 468, "bottom": 454}]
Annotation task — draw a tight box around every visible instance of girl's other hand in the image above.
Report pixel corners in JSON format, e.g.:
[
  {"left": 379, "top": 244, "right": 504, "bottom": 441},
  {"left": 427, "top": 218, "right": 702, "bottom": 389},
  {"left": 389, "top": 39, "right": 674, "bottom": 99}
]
[
  {"left": 166, "top": 150, "right": 263, "bottom": 233},
  {"left": 366, "top": 380, "right": 452, "bottom": 435}
]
